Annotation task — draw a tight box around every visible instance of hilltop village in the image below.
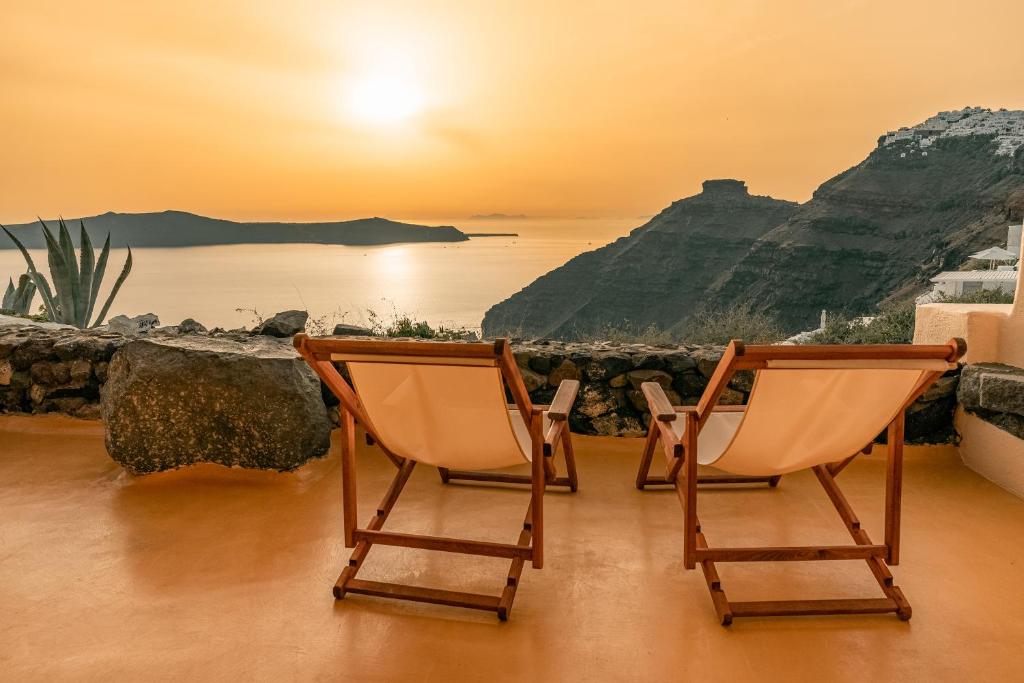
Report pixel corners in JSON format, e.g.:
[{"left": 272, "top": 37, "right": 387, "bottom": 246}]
[{"left": 881, "top": 107, "right": 1024, "bottom": 157}]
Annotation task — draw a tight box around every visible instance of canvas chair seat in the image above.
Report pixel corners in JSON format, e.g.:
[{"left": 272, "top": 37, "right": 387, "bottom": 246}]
[
  {"left": 668, "top": 359, "right": 954, "bottom": 476},
  {"left": 348, "top": 361, "right": 542, "bottom": 470}
]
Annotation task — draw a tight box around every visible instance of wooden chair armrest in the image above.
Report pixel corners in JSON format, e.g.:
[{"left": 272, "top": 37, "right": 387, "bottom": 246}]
[
  {"left": 547, "top": 379, "right": 580, "bottom": 420},
  {"left": 641, "top": 382, "right": 677, "bottom": 422}
]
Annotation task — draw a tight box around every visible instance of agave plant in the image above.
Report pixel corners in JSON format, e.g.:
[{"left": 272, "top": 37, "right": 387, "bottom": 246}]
[
  {"left": 2, "top": 273, "right": 37, "bottom": 315},
  {"left": 1, "top": 218, "right": 132, "bottom": 328}
]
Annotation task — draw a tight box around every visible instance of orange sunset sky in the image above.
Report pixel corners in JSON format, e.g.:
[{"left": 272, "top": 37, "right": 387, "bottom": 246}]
[{"left": 2, "top": 0, "right": 1024, "bottom": 225}]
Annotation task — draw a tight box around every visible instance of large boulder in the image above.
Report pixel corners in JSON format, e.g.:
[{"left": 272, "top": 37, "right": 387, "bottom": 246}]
[{"left": 101, "top": 335, "right": 331, "bottom": 473}]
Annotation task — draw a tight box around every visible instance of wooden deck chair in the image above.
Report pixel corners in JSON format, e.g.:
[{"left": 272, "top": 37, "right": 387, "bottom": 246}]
[
  {"left": 293, "top": 334, "right": 580, "bottom": 620},
  {"left": 636, "top": 338, "right": 965, "bottom": 625}
]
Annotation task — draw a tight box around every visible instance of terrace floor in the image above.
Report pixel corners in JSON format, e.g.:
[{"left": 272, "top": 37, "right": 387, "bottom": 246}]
[{"left": 2, "top": 415, "right": 1023, "bottom": 682}]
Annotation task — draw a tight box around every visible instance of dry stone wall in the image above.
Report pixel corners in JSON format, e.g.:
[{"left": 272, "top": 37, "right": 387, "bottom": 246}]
[{"left": 0, "top": 325, "right": 963, "bottom": 444}]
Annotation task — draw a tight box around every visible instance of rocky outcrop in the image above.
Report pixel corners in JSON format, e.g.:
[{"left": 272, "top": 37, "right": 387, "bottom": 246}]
[
  {"left": 101, "top": 335, "right": 331, "bottom": 473},
  {"left": 484, "top": 108, "right": 1024, "bottom": 338},
  {"left": 483, "top": 180, "right": 799, "bottom": 339},
  {"left": 957, "top": 363, "right": 1024, "bottom": 439},
  {"left": 253, "top": 310, "right": 308, "bottom": 337}
]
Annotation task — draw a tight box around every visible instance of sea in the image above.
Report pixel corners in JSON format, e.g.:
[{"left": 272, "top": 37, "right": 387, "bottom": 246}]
[{"left": 0, "top": 217, "right": 640, "bottom": 332}]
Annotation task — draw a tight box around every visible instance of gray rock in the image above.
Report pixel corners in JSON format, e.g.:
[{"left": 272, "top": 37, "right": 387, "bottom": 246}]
[
  {"left": 332, "top": 323, "right": 373, "bottom": 336},
  {"left": 626, "top": 369, "right": 673, "bottom": 390},
  {"left": 631, "top": 353, "right": 665, "bottom": 370},
  {"left": 519, "top": 366, "right": 546, "bottom": 392},
  {"left": 0, "top": 313, "right": 74, "bottom": 330},
  {"left": 588, "top": 412, "right": 646, "bottom": 438},
  {"left": 178, "top": 318, "right": 208, "bottom": 334},
  {"left": 672, "top": 372, "right": 707, "bottom": 399},
  {"left": 627, "top": 387, "right": 680, "bottom": 413},
  {"left": 107, "top": 313, "right": 160, "bottom": 336},
  {"left": 527, "top": 355, "right": 552, "bottom": 374},
  {"left": 583, "top": 353, "right": 633, "bottom": 381},
  {"left": 663, "top": 353, "right": 698, "bottom": 373},
  {"left": 101, "top": 335, "right": 331, "bottom": 473},
  {"left": 547, "top": 359, "right": 580, "bottom": 387},
  {"left": 693, "top": 348, "right": 723, "bottom": 379},
  {"left": 52, "top": 334, "right": 125, "bottom": 362},
  {"left": 253, "top": 310, "right": 308, "bottom": 338},
  {"left": 576, "top": 383, "right": 621, "bottom": 418}
]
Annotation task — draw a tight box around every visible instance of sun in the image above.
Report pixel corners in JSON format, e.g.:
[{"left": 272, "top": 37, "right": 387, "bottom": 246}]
[{"left": 346, "top": 72, "right": 425, "bottom": 125}]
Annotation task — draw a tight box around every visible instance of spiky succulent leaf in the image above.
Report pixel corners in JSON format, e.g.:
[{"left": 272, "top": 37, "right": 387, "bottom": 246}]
[
  {"left": 2, "top": 225, "right": 59, "bottom": 320},
  {"left": 89, "top": 233, "right": 111, "bottom": 324},
  {"left": 39, "top": 219, "right": 73, "bottom": 322},
  {"left": 78, "top": 222, "right": 96, "bottom": 327},
  {"left": 90, "top": 247, "right": 132, "bottom": 327},
  {"left": 58, "top": 218, "right": 84, "bottom": 326},
  {"left": 5, "top": 274, "right": 37, "bottom": 315}
]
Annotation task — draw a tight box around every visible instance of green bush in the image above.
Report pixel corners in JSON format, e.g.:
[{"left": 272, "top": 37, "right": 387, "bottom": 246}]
[
  {"left": 938, "top": 289, "right": 1014, "bottom": 304},
  {"left": 806, "top": 301, "right": 916, "bottom": 344}
]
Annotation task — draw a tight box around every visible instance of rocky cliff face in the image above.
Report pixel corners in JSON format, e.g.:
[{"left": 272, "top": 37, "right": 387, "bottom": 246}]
[
  {"left": 715, "top": 132, "right": 1024, "bottom": 329},
  {"left": 482, "top": 180, "right": 798, "bottom": 338},
  {"left": 483, "top": 108, "right": 1024, "bottom": 337}
]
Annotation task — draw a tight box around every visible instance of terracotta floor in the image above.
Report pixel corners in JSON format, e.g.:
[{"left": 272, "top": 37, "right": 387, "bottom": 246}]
[{"left": 2, "top": 415, "right": 1023, "bottom": 682}]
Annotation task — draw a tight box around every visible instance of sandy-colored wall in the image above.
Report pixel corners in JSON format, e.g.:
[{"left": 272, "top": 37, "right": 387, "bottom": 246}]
[{"left": 955, "top": 409, "right": 1024, "bottom": 499}]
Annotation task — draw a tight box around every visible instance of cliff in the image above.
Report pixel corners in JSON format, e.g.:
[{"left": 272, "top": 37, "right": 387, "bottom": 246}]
[
  {"left": 484, "top": 107, "right": 1024, "bottom": 337},
  {"left": 482, "top": 180, "right": 798, "bottom": 338}
]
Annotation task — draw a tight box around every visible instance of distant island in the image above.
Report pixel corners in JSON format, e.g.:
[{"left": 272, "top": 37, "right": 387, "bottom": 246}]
[
  {"left": 0, "top": 211, "right": 469, "bottom": 248},
  {"left": 469, "top": 213, "right": 528, "bottom": 220}
]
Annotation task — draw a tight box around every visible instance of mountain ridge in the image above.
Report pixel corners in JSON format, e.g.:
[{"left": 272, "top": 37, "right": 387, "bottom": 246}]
[{"left": 0, "top": 210, "right": 469, "bottom": 249}]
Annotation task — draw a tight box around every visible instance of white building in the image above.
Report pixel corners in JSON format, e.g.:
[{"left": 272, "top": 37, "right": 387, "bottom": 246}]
[
  {"left": 919, "top": 270, "right": 1018, "bottom": 302},
  {"left": 916, "top": 224, "right": 1020, "bottom": 303}
]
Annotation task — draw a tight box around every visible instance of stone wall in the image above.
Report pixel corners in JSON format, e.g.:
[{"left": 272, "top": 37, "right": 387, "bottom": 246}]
[
  {"left": 957, "top": 363, "right": 1024, "bottom": 439},
  {"left": 0, "top": 324, "right": 963, "bottom": 444}
]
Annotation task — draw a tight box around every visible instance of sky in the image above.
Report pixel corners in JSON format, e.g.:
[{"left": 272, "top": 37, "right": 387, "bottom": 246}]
[{"left": 2, "top": 0, "right": 1024, "bottom": 224}]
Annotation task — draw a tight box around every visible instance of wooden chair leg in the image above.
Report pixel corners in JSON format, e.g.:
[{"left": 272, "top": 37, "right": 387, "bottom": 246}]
[
  {"left": 636, "top": 419, "right": 660, "bottom": 490},
  {"left": 560, "top": 427, "right": 579, "bottom": 492},
  {"left": 885, "top": 413, "right": 905, "bottom": 565}
]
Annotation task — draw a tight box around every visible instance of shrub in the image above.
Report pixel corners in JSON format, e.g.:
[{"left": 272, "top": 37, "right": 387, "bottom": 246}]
[
  {"left": 938, "top": 289, "right": 1014, "bottom": 304},
  {"left": 682, "top": 303, "right": 786, "bottom": 345},
  {"left": 806, "top": 301, "right": 916, "bottom": 344}
]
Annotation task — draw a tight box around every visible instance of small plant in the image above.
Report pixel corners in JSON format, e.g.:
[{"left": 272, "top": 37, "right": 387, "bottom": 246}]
[
  {"left": 2, "top": 218, "right": 132, "bottom": 328},
  {"left": 2, "top": 273, "right": 36, "bottom": 315}
]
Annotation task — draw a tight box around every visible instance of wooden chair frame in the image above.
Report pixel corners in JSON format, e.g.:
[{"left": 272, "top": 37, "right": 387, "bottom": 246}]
[
  {"left": 636, "top": 338, "right": 966, "bottom": 624},
  {"left": 293, "top": 334, "right": 580, "bottom": 620}
]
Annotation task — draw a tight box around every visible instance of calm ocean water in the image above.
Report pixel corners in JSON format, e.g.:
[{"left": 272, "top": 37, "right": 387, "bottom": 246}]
[{"left": 0, "top": 217, "right": 640, "bottom": 332}]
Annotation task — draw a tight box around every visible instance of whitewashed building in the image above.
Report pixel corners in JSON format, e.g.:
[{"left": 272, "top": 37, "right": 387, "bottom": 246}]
[{"left": 917, "top": 224, "right": 1020, "bottom": 303}]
